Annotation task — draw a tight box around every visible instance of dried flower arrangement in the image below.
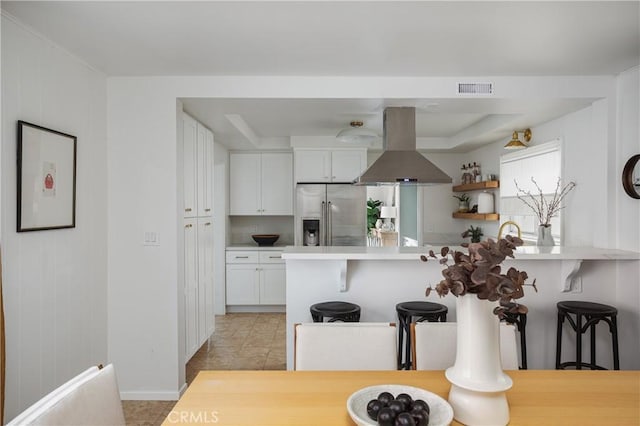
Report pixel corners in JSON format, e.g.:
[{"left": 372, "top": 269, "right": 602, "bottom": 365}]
[
  {"left": 422, "top": 236, "right": 537, "bottom": 317},
  {"left": 514, "top": 177, "right": 576, "bottom": 226}
]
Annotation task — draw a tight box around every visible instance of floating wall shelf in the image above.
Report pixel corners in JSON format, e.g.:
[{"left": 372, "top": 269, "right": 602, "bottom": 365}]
[
  {"left": 452, "top": 180, "right": 500, "bottom": 192},
  {"left": 452, "top": 212, "right": 500, "bottom": 221}
]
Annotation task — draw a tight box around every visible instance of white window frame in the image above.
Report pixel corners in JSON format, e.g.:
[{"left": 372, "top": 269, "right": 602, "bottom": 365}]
[{"left": 499, "top": 139, "right": 564, "bottom": 244}]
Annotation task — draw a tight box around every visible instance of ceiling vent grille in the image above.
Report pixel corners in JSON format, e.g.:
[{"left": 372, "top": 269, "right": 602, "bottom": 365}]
[{"left": 457, "top": 82, "right": 494, "bottom": 95}]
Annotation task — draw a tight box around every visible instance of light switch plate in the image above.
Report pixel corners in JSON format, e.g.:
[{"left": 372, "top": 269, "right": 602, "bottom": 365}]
[{"left": 143, "top": 231, "right": 160, "bottom": 246}]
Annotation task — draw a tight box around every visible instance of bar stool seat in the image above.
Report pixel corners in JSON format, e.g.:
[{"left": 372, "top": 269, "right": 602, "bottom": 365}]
[
  {"left": 310, "top": 301, "right": 361, "bottom": 322},
  {"left": 501, "top": 311, "right": 528, "bottom": 369},
  {"left": 556, "top": 301, "right": 619, "bottom": 370},
  {"left": 396, "top": 301, "right": 448, "bottom": 370}
]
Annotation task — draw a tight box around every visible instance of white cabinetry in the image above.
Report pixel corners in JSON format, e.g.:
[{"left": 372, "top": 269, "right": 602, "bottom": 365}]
[
  {"left": 183, "top": 114, "right": 213, "bottom": 217},
  {"left": 226, "top": 250, "right": 286, "bottom": 306},
  {"left": 184, "top": 218, "right": 198, "bottom": 358},
  {"left": 294, "top": 149, "right": 366, "bottom": 183},
  {"left": 182, "top": 112, "right": 215, "bottom": 361},
  {"left": 229, "top": 152, "right": 293, "bottom": 215}
]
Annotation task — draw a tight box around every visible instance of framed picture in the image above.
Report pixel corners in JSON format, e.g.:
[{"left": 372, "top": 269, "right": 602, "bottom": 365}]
[{"left": 17, "top": 121, "right": 77, "bottom": 232}]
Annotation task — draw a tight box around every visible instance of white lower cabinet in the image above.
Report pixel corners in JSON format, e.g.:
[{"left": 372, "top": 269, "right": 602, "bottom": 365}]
[
  {"left": 185, "top": 217, "right": 215, "bottom": 361},
  {"left": 226, "top": 250, "right": 285, "bottom": 306}
]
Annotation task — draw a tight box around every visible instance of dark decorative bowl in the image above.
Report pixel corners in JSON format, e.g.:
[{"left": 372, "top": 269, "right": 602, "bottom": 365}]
[{"left": 251, "top": 234, "right": 280, "bottom": 246}]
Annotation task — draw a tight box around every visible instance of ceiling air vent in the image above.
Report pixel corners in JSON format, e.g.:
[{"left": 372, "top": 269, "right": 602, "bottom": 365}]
[{"left": 457, "top": 82, "right": 494, "bottom": 95}]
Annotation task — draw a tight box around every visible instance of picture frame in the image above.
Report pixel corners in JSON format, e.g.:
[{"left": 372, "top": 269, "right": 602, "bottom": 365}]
[{"left": 17, "top": 121, "right": 77, "bottom": 232}]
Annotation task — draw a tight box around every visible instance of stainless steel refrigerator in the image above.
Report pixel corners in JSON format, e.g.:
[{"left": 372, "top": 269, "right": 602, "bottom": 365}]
[{"left": 295, "top": 184, "right": 366, "bottom": 246}]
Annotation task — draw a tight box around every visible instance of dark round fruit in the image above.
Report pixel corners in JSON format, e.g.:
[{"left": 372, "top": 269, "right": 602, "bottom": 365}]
[
  {"left": 377, "top": 407, "right": 397, "bottom": 426},
  {"left": 378, "top": 391, "right": 395, "bottom": 406},
  {"left": 387, "top": 400, "right": 406, "bottom": 416},
  {"left": 410, "top": 408, "right": 429, "bottom": 426},
  {"left": 411, "top": 399, "right": 430, "bottom": 414},
  {"left": 367, "top": 399, "right": 384, "bottom": 421},
  {"left": 395, "top": 393, "right": 413, "bottom": 407},
  {"left": 394, "top": 412, "right": 417, "bottom": 426}
]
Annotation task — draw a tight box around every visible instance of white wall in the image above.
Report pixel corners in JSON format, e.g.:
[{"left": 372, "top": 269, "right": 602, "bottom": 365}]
[
  {"left": 614, "top": 66, "right": 640, "bottom": 369},
  {"left": 615, "top": 66, "right": 640, "bottom": 253},
  {"left": 107, "top": 81, "right": 181, "bottom": 399},
  {"left": 213, "top": 142, "right": 228, "bottom": 314},
  {"left": 428, "top": 89, "right": 620, "bottom": 247},
  {"left": 1, "top": 15, "right": 108, "bottom": 421}
]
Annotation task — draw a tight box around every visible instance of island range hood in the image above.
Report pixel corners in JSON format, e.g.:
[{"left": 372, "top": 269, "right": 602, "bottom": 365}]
[{"left": 353, "top": 106, "right": 452, "bottom": 185}]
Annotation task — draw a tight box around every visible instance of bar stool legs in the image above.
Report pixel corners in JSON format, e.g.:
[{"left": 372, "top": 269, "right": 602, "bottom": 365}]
[
  {"left": 396, "top": 301, "right": 448, "bottom": 370},
  {"left": 556, "top": 301, "right": 620, "bottom": 370},
  {"left": 502, "top": 312, "right": 528, "bottom": 369}
]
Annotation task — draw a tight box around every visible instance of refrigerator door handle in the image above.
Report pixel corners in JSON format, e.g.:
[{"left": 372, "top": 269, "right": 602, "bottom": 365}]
[
  {"left": 321, "top": 201, "right": 326, "bottom": 245},
  {"left": 328, "top": 201, "right": 332, "bottom": 245}
]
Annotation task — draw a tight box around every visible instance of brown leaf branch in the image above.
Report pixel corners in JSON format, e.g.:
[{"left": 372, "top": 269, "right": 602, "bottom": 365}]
[{"left": 514, "top": 177, "right": 576, "bottom": 226}]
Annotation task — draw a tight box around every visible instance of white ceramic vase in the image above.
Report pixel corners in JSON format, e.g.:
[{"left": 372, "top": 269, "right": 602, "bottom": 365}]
[
  {"left": 537, "top": 225, "right": 555, "bottom": 246},
  {"left": 445, "top": 295, "right": 512, "bottom": 426}
]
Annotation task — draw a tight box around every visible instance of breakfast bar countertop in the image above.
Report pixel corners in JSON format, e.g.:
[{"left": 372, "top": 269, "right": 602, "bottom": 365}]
[
  {"left": 282, "top": 245, "right": 640, "bottom": 261},
  {"left": 226, "top": 245, "right": 288, "bottom": 251}
]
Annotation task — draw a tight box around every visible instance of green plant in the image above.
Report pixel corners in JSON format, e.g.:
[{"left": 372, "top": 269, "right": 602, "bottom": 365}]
[
  {"left": 453, "top": 193, "right": 470, "bottom": 203},
  {"left": 462, "top": 225, "right": 483, "bottom": 243},
  {"left": 422, "top": 237, "right": 537, "bottom": 317},
  {"left": 367, "top": 198, "right": 382, "bottom": 231}
]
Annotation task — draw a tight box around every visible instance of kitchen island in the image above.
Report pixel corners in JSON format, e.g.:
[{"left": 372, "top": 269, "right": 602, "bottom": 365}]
[{"left": 282, "top": 245, "right": 640, "bottom": 370}]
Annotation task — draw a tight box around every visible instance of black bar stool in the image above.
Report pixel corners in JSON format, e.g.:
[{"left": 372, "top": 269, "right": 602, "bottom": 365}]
[
  {"left": 396, "top": 301, "right": 448, "bottom": 370},
  {"left": 501, "top": 312, "right": 528, "bottom": 369},
  {"left": 310, "top": 301, "right": 361, "bottom": 322},
  {"left": 556, "top": 301, "right": 620, "bottom": 370}
]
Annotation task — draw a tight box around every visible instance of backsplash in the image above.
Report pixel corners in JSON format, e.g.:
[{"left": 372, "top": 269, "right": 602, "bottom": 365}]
[{"left": 229, "top": 216, "right": 295, "bottom": 245}]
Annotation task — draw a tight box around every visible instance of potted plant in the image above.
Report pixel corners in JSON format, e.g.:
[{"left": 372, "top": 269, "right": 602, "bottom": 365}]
[
  {"left": 421, "top": 236, "right": 537, "bottom": 425},
  {"left": 514, "top": 177, "right": 576, "bottom": 246},
  {"left": 422, "top": 236, "right": 536, "bottom": 316},
  {"left": 461, "top": 225, "right": 483, "bottom": 243},
  {"left": 453, "top": 193, "right": 470, "bottom": 212},
  {"left": 366, "top": 198, "right": 382, "bottom": 234}
]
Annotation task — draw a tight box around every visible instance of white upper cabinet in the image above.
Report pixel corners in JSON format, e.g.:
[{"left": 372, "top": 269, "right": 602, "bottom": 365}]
[
  {"left": 294, "top": 150, "right": 331, "bottom": 182},
  {"left": 183, "top": 114, "right": 198, "bottom": 217},
  {"left": 183, "top": 112, "right": 214, "bottom": 218},
  {"left": 197, "top": 123, "right": 214, "bottom": 217},
  {"left": 261, "top": 153, "right": 294, "bottom": 215},
  {"left": 229, "top": 152, "right": 293, "bottom": 215},
  {"left": 294, "top": 149, "right": 366, "bottom": 183},
  {"left": 331, "top": 150, "right": 367, "bottom": 182}
]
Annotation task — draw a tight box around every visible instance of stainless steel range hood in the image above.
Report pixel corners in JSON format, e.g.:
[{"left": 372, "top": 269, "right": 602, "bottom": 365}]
[{"left": 353, "top": 107, "right": 452, "bottom": 185}]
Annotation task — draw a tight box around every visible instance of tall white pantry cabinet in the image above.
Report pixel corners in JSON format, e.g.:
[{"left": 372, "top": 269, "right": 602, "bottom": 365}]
[{"left": 183, "top": 113, "right": 215, "bottom": 361}]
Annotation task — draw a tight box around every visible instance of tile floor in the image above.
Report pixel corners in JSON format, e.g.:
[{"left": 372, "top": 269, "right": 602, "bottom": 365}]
[{"left": 122, "top": 312, "right": 286, "bottom": 425}]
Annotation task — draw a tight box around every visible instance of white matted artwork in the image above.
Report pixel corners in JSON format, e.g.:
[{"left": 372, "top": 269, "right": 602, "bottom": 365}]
[{"left": 17, "top": 121, "right": 77, "bottom": 232}]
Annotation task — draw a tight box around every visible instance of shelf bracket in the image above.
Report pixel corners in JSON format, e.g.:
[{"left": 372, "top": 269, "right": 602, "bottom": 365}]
[
  {"left": 560, "top": 259, "right": 583, "bottom": 292},
  {"left": 338, "top": 260, "right": 348, "bottom": 292}
]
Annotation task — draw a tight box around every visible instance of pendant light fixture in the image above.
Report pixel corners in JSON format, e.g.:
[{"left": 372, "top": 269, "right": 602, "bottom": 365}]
[
  {"left": 504, "top": 128, "right": 532, "bottom": 149},
  {"left": 336, "top": 121, "right": 378, "bottom": 143}
]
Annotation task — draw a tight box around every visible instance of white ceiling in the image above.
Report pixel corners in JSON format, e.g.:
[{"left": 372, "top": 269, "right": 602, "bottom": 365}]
[{"left": 2, "top": 1, "right": 639, "bottom": 151}]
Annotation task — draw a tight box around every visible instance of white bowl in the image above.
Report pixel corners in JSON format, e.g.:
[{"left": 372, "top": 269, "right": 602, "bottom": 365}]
[{"left": 346, "top": 384, "right": 453, "bottom": 426}]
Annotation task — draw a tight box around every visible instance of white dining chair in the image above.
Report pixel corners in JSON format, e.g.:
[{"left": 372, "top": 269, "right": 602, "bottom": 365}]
[
  {"left": 7, "top": 363, "right": 126, "bottom": 426},
  {"left": 411, "top": 322, "right": 520, "bottom": 370},
  {"left": 294, "top": 322, "right": 397, "bottom": 370}
]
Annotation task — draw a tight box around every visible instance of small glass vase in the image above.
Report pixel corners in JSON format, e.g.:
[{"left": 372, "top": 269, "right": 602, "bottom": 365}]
[{"left": 537, "top": 225, "right": 555, "bottom": 246}]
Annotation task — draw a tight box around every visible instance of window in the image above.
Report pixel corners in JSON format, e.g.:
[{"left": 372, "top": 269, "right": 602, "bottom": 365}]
[{"left": 499, "top": 139, "right": 563, "bottom": 244}]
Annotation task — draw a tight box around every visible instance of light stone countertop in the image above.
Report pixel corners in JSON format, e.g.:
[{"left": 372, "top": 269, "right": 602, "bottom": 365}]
[
  {"left": 281, "top": 245, "right": 640, "bottom": 261},
  {"left": 226, "top": 244, "right": 288, "bottom": 251}
]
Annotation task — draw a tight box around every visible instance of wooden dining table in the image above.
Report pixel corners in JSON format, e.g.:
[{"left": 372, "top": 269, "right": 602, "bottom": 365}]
[{"left": 162, "top": 370, "right": 639, "bottom": 425}]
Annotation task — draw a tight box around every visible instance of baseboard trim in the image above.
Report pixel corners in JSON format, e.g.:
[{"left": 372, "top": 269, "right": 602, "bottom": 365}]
[
  {"left": 120, "top": 390, "right": 180, "bottom": 401},
  {"left": 179, "top": 382, "right": 188, "bottom": 397},
  {"left": 226, "top": 305, "right": 285, "bottom": 313}
]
